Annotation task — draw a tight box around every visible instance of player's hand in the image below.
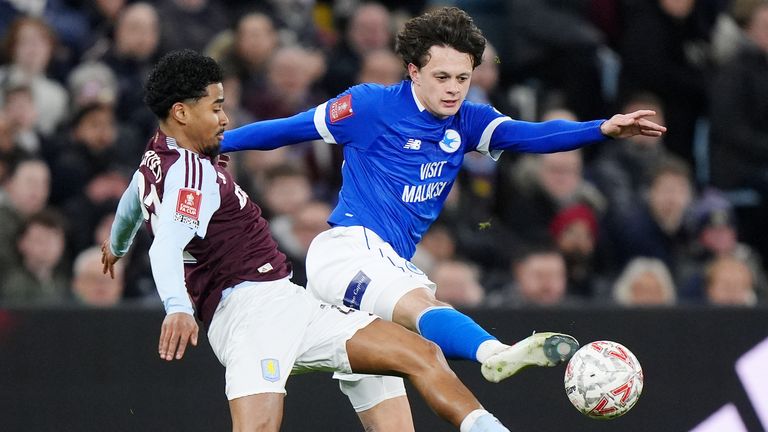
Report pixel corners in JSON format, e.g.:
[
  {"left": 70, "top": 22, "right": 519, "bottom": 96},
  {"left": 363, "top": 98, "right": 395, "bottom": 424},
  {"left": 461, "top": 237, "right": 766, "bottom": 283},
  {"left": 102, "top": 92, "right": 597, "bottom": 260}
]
[
  {"left": 100, "top": 238, "right": 121, "bottom": 279},
  {"left": 600, "top": 110, "right": 667, "bottom": 139},
  {"left": 216, "top": 153, "right": 230, "bottom": 169},
  {"left": 159, "top": 312, "right": 199, "bottom": 361}
]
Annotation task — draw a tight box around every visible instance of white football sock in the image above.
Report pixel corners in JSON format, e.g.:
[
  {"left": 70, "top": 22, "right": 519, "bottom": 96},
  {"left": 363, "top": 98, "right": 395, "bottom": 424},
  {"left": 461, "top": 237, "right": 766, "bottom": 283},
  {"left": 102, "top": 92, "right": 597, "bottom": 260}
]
[
  {"left": 476, "top": 339, "right": 507, "bottom": 363},
  {"left": 461, "top": 410, "right": 511, "bottom": 432},
  {"left": 460, "top": 409, "right": 489, "bottom": 432}
]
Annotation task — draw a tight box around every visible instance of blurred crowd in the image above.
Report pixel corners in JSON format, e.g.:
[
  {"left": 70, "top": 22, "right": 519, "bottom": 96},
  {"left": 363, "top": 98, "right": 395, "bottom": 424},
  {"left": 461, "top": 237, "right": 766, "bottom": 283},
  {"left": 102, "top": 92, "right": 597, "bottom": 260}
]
[{"left": 0, "top": 0, "right": 767, "bottom": 310}]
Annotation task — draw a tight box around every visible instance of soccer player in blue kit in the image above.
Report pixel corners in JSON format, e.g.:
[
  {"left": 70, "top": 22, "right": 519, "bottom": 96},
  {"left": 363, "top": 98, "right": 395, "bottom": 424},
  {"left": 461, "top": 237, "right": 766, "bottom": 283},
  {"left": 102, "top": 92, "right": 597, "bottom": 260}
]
[{"left": 222, "top": 7, "right": 666, "bottom": 431}]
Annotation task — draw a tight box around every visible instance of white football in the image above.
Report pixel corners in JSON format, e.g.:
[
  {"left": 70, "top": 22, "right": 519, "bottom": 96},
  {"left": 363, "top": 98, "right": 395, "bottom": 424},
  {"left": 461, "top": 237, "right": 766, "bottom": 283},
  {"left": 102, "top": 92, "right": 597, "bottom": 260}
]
[{"left": 564, "top": 340, "right": 643, "bottom": 419}]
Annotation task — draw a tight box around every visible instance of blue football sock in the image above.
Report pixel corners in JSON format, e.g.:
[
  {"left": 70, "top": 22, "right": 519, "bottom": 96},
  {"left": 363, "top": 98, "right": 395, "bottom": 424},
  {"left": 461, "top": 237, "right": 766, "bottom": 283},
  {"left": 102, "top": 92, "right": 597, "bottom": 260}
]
[{"left": 417, "top": 306, "right": 496, "bottom": 360}]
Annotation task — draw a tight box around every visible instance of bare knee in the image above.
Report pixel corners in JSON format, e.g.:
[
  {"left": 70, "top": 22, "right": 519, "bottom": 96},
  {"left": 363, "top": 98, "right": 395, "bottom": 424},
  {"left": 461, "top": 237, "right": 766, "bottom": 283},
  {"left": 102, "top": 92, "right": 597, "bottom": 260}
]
[
  {"left": 403, "top": 338, "right": 451, "bottom": 378},
  {"left": 392, "top": 288, "right": 450, "bottom": 331}
]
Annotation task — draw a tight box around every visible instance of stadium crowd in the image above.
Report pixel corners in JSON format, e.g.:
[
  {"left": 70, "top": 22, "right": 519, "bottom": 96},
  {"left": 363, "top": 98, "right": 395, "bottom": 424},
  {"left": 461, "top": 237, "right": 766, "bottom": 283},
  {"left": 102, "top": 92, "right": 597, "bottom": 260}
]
[{"left": 0, "top": 0, "right": 766, "bottom": 309}]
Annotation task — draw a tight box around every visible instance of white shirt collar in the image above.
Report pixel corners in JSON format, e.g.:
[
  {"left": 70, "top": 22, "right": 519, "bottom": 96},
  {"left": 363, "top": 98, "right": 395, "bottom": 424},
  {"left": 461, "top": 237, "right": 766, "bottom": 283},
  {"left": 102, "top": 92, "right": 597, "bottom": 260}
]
[{"left": 410, "top": 81, "right": 426, "bottom": 112}]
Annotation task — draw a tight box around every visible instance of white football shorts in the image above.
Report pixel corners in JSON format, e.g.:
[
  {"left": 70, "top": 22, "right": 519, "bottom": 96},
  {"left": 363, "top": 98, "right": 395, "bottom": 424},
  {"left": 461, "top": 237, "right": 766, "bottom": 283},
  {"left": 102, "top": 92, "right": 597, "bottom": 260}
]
[
  {"left": 305, "top": 226, "right": 436, "bottom": 411},
  {"left": 305, "top": 226, "right": 436, "bottom": 321},
  {"left": 207, "top": 277, "right": 377, "bottom": 400}
]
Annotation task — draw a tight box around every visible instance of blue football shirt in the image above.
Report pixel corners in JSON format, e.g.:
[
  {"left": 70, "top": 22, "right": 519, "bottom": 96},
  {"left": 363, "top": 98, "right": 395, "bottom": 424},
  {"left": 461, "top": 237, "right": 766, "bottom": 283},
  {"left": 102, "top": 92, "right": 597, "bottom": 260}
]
[
  {"left": 221, "top": 80, "right": 606, "bottom": 260},
  {"left": 314, "top": 81, "right": 511, "bottom": 259}
]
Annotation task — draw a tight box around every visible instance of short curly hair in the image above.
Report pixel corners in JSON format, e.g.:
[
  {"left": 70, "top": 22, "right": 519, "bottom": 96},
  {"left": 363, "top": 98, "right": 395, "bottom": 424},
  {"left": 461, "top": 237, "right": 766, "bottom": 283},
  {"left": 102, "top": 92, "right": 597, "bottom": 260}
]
[
  {"left": 144, "top": 49, "right": 222, "bottom": 119},
  {"left": 395, "top": 7, "right": 486, "bottom": 71}
]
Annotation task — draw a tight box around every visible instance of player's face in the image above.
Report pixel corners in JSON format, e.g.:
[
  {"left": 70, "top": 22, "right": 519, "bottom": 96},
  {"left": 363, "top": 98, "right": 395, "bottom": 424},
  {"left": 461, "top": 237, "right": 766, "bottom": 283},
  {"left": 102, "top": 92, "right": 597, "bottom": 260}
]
[
  {"left": 188, "top": 83, "right": 228, "bottom": 158},
  {"left": 409, "top": 45, "right": 472, "bottom": 118}
]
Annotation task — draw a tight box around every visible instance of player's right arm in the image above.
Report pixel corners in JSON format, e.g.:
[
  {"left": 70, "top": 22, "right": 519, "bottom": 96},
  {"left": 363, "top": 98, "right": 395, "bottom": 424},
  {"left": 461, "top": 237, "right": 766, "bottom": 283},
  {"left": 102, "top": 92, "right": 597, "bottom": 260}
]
[
  {"left": 221, "top": 83, "right": 383, "bottom": 152},
  {"left": 102, "top": 171, "right": 144, "bottom": 278},
  {"left": 220, "top": 109, "right": 321, "bottom": 152},
  {"left": 150, "top": 205, "right": 200, "bottom": 361}
]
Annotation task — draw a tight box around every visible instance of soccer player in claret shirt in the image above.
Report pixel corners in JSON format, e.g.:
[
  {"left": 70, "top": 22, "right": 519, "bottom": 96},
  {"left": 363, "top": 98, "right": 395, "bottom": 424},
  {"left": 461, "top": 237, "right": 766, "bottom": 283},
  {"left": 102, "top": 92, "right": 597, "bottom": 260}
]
[
  {"left": 101, "top": 49, "right": 513, "bottom": 432},
  {"left": 221, "top": 6, "right": 667, "bottom": 431}
]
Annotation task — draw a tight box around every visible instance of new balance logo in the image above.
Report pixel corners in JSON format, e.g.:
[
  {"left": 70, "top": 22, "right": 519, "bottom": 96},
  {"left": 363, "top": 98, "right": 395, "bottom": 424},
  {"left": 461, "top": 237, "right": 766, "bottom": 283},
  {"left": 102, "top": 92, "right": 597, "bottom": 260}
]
[{"left": 404, "top": 139, "right": 421, "bottom": 150}]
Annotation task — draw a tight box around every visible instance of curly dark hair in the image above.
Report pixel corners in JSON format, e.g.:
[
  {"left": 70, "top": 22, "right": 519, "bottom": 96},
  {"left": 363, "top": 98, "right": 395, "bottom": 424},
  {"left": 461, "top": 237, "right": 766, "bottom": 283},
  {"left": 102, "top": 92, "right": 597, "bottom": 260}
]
[
  {"left": 395, "top": 7, "right": 486, "bottom": 71},
  {"left": 144, "top": 49, "right": 223, "bottom": 119}
]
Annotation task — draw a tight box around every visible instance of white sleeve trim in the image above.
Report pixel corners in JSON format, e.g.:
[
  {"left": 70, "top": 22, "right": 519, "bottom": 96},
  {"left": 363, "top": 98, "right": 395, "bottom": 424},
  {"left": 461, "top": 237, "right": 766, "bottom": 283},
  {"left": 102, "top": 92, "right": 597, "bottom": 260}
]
[
  {"left": 313, "top": 102, "right": 338, "bottom": 144},
  {"left": 476, "top": 116, "right": 511, "bottom": 161}
]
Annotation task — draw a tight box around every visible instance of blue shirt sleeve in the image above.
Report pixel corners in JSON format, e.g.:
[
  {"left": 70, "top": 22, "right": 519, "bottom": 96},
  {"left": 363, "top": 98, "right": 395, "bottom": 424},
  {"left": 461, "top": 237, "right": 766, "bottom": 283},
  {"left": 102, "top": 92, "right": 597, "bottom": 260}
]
[
  {"left": 489, "top": 118, "right": 608, "bottom": 153},
  {"left": 461, "top": 101, "right": 608, "bottom": 157},
  {"left": 220, "top": 109, "right": 321, "bottom": 152},
  {"left": 319, "top": 83, "right": 385, "bottom": 149}
]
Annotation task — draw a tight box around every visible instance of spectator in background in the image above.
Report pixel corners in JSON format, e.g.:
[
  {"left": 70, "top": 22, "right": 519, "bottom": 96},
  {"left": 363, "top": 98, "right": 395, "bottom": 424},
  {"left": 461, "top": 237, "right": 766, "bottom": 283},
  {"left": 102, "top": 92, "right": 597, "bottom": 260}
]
[
  {"left": 0, "top": 210, "right": 68, "bottom": 305},
  {"left": 217, "top": 13, "right": 279, "bottom": 97},
  {"left": 618, "top": 0, "right": 716, "bottom": 165},
  {"left": 0, "top": 84, "right": 45, "bottom": 157},
  {"left": 67, "top": 61, "right": 118, "bottom": 111},
  {"left": 244, "top": 45, "right": 326, "bottom": 120},
  {"left": 91, "top": 2, "right": 160, "bottom": 140},
  {"left": 589, "top": 92, "right": 670, "bottom": 220},
  {"left": 0, "top": 158, "right": 50, "bottom": 274},
  {"left": 455, "top": 0, "right": 607, "bottom": 119},
  {"left": 549, "top": 203, "right": 608, "bottom": 298},
  {"left": 81, "top": 0, "right": 129, "bottom": 58},
  {"left": 49, "top": 103, "right": 136, "bottom": 206},
  {"left": 322, "top": 2, "right": 393, "bottom": 96},
  {"left": 411, "top": 222, "right": 457, "bottom": 276},
  {"left": 465, "top": 42, "right": 516, "bottom": 116},
  {"left": 261, "top": 163, "right": 313, "bottom": 223},
  {"left": 0, "top": 111, "right": 23, "bottom": 182},
  {"left": 679, "top": 189, "right": 768, "bottom": 301},
  {"left": 48, "top": 102, "right": 134, "bottom": 256},
  {"left": 708, "top": 0, "right": 768, "bottom": 259},
  {"left": 72, "top": 246, "right": 124, "bottom": 307},
  {"left": 156, "top": 0, "right": 230, "bottom": 54},
  {"left": 612, "top": 257, "right": 677, "bottom": 306},
  {"left": 709, "top": 0, "right": 768, "bottom": 191},
  {"left": 705, "top": 256, "right": 758, "bottom": 306},
  {"left": 432, "top": 259, "right": 486, "bottom": 308},
  {"left": 609, "top": 156, "right": 694, "bottom": 283},
  {"left": 0, "top": 16, "right": 68, "bottom": 136},
  {"left": 486, "top": 245, "right": 570, "bottom": 307},
  {"left": 356, "top": 49, "right": 403, "bottom": 85},
  {"left": 496, "top": 148, "right": 605, "bottom": 246},
  {"left": 271, "top": 200, "right": 332, "bottom": 286}
]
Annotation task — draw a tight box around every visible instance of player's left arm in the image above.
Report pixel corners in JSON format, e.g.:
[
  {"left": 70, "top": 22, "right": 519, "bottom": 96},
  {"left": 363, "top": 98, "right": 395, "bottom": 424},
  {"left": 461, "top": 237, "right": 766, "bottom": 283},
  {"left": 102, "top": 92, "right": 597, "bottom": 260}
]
[
  {"left": 467, "top": 104, "right": 666, "bottom": 155},
  {"left": 220, "top": 109, "right": 322, "bottom": 152}
]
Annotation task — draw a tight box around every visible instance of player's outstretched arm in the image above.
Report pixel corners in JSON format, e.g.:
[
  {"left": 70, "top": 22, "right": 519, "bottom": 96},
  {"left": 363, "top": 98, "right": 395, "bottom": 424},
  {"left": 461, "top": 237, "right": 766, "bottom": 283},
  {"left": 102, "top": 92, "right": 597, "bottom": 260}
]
[
  {"left": 221, "top": 109, "right": 322, "bottom": 153},
  {"left": 599, "top": 110, "right": 667, "bottom": 139}
]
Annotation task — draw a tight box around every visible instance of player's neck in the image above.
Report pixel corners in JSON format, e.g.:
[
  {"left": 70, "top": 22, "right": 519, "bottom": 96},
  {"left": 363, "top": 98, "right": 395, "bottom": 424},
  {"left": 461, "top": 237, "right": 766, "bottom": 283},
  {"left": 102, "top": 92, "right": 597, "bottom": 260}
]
[{"left": 159, "top": 122, "right": 200, "bottom": 155}]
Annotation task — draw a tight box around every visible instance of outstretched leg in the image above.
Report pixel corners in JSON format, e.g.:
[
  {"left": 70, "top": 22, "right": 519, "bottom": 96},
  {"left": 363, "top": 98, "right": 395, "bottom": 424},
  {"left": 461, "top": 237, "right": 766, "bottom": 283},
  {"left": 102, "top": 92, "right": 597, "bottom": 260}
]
[
  {"left": 346, "top": 318, "right": 509, "bottom": 431},
  {"left": 394, "top": 288, "right": 579, "bottom": 382}
]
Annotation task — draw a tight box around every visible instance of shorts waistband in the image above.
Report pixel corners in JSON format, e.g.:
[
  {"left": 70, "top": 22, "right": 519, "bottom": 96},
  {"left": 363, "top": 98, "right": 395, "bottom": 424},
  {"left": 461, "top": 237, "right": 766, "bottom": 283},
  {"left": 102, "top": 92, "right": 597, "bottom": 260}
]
[{"left": 221, "top": 276, "right": 292, "bottom": 301}]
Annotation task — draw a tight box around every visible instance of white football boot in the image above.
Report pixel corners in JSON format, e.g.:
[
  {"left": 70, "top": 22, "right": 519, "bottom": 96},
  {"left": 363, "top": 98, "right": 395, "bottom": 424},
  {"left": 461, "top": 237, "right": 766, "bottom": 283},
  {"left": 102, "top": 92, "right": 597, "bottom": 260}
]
[{"left": 481, "top": 332, "right": 579, "bottom": 383}]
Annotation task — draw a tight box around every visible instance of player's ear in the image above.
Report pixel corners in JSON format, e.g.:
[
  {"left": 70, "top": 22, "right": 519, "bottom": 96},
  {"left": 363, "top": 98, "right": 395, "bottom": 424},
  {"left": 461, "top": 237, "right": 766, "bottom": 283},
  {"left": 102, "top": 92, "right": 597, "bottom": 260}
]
[
  {"left": 170, "top": 102, "right": 189, "bottom": 125},
  {"left": 407, "top": 63, "right": 420, "bottom": 85}
]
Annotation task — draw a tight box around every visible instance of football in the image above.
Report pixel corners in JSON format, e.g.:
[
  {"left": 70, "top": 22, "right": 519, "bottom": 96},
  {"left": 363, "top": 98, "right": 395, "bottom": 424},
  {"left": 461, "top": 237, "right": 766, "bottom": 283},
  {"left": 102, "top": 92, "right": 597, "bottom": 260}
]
[{"left": 564, "top": 340, "right": 644, "bottom": 419}]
